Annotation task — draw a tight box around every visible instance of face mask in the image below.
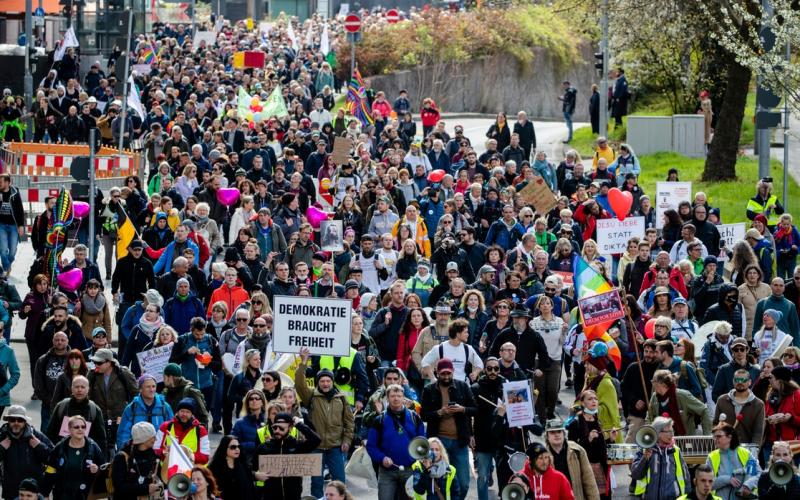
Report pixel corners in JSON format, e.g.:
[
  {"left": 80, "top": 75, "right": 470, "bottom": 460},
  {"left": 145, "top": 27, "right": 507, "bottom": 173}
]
[
  {"left": 583, "top": 407, "right": 598, "bottom": 415},
  {"left": 467, "top": 306, "right": 478, "bottom": 313}
]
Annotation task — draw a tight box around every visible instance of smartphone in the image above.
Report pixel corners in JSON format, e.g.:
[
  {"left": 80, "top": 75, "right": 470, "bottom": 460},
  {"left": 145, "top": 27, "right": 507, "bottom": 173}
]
[{"left": 448, "top": 402, "right": 456, "bottom": 407}]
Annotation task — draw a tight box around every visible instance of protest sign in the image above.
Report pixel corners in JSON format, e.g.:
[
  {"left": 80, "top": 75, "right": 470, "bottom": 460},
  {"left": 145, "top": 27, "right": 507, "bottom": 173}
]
[
  {"left": 596, "top": 217, "right": 645, "bottom": 254},
  {"left": 320, "top": 220, "right": 344, "bottom": 252},
  {"left": 503, "top": 379, "right": 535, "bottom": 427},
  {"left": 518, "top": 177, "right": 558, "bottom": 214},
  {"left": 192, "top": 31, "right": 216, "bottom": 47},
  {"left": 136, "top": 344, "right": 174, "bottom": 383},
  {"left": 259, "top": 454, "right": 323, "bottom": 476},
  {"left": 273, "top": 296, "right": 352, "bottom": 356},
  {"left": 131, "top": 64, "right": 152, "bottom": 76},
  {"left": 551, "top": 271, "right": 573, "bottom": 286},
  {"left": 717, "top": 223, "right": 746, "bottom": 251},
  {"left": 655, "top": 182, "right": 692, "bottom": 228},
  {"left": 331, "top": 136, "right": 352, "bottom": 165},
  {"left": 59, "top": 417, "right": 92, "bottom": 437},
  {"left": 578, "top": 289, "right": 625, "bottom": 327}
]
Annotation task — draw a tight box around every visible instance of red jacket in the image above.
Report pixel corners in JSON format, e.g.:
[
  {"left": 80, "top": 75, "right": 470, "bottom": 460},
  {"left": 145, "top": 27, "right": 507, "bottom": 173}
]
[
  {"left": 522, "top": 463, "right": 575, "bottom": 500},
  {"left": 420, "top": 104, "right": 440, "bottom": 127},
  {"left": 765, "top": 388, "right": 800, "bottom": 441},
  {"left": 639, "top": 265, "right": 689, "bottom": 299},
  {"left": 154, "top": 417, "right": 210, "bottom": 465},
  {"left": 573, "top": 202, "right": 611, "bottom": 244},
  {"left": 188, "top": 231, "right": 210, "bottom": 267},
  {"left": 372, "top": 100, "right": 392, "bottom": 119},
  {"left": 207, "top": 283, "right": 250, "bottom": 320}
]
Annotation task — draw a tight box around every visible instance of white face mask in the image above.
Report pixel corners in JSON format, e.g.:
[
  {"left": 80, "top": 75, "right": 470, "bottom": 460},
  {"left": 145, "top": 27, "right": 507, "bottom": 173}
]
[{"left": 583, "top": 407, "right": 598, "bottom": 415}]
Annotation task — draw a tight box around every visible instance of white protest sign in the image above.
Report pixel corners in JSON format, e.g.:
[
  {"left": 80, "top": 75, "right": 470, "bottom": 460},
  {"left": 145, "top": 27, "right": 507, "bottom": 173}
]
[
  {"left": 136, "top": 344, "right": 174, "bottom": 383},
  {"left": 193, "top": 31, "right": 217, "bottom": 47},
  {"left": 655, "top": 182, "right": 692, "bottom": 228},
  {"left": 717, "top": 223, "right": 746, "bottom": 251},
  {"left": 596, "top": 216, "right": 645, "bottom": 254},
  {"left": 503, "top": 379, "right": 535, "bottom": 428},
  {"left": 273, "top": 296, "right": 352, "bottom": 356}
]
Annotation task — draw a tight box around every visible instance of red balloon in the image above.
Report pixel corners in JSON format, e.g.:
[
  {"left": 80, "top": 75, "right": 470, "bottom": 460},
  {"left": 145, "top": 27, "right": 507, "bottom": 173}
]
[
  {"left": 428, "top": 169, "right": 446, "bottom": 183},
  {"left": 644, "top": 318, "right": 656, "bottom": 339},
  {"left": 608, "top": 188, "right": 633, "bottom": 221}
]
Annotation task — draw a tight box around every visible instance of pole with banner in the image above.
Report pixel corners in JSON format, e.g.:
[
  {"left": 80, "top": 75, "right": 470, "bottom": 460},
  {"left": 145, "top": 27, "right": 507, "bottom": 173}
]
[
  {"left": 88, "top": 128, "right": 96, "bottom": 263},
  {"left": 118, "top": 9, "right": 134, "bottom": 154}
]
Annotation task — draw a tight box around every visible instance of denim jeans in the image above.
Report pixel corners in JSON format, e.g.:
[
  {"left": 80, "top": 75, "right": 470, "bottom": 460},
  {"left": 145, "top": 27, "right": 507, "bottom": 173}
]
[
  {"left": 563, "top": 111, "right": 574, "bottom": 141},
  {"left": 439, "top": 437, "right": 469, "bottom": 500},
  {"left": 40, "top": 405, "right": 51, "bottom": 434},
  {"left": 311, "top": 447, "right": 346, "bottom": 497},
  {"left": 378, "top": 466, "right": 412, "bottom": 500},
  {"left": 0, "top": 224, "right": 19, "bottom": 271},
  {"left": 475, "top": 451, "right": 496, "bottom": 500}
]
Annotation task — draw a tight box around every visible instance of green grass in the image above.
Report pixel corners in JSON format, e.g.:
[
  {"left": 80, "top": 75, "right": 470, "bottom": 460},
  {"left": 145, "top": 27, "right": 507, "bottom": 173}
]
[
  {"left": 332, "top": 94, "right": 347, "bottom": 114},
  {"left": 636, "top": 152, "right": 795, "bottom": 223}
]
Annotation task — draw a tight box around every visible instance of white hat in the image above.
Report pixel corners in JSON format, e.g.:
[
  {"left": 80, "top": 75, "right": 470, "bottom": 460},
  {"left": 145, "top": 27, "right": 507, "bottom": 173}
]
[
  {"left": 131, "top": 422, "right": 156, "bottom": 444},
  {"left": 3, "top": 405, "right": 30, "bottom": 422}
]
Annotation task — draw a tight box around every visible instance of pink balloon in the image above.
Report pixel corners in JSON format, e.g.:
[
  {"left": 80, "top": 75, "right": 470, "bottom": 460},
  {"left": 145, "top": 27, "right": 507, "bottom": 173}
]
[
  {"left": 73, "top": 201, "right": 90, "bottom": 219},
  {"left": 57, "top": 268, "right": 83, "bottom": 293},
  {"left": 216, "top": 188, "right": 240, "bottom": 207},
  {"left": 428, "top": 169, "right": 446, "bottom": 184},
  {"left": 306, "top": 205, "right": 331, "bottom": 229},
  {"left": 608, "top": 188, "right": 633, "bottom": 221}
]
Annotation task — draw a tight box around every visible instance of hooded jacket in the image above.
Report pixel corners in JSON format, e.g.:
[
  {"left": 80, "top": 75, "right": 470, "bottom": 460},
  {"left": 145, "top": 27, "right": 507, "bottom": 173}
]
[
  {"left": 40, "top": 315, "right": 88, "bottom": 353},
  {"left": 714, "top": 389, "right": 765, "bottom": 445},
  {"left": 116, "top": 394, "right": 174, "bottom": 448},
  {"left": 0, "top": 422, "right": 53, "bottom": 499},
  {"left": 252, "top": 421, "right": 321, "bottom": 500},
  {"left": 521, "top": 464, "right": 575, "bottom": 500},
  {"left": 702, "top": 283, "right": 747, "bottom": 338},
  {"left": 0, "top": 338, "right": 20, "bottom": 406},
  {"left": 87, "top": 362, "right": 138, "bottom": 420},
  {"left": 207, "top": 283, "right": 250, "bottom": 320},
  {"left": 294, "top": 363, "right": 355, "bottom": 449}
]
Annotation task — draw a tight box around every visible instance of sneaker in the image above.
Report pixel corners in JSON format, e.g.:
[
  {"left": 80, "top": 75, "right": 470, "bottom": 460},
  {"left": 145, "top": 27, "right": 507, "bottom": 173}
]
[
  {"left": 212, "top": 424, "right": 222, "bottom": 433},
  {"left": 565, "top": 378, "right": 573, "bottom": 388}
]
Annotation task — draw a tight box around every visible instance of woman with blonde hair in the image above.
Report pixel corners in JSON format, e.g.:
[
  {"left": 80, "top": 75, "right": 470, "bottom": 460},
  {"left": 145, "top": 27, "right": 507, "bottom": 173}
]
[
  {"left": 582, "top": 239, "right": 601, "bottom": 262},
  {"left": 247, "top": 291, "right": 271, "bottom": 321},
  {"left": 231, "top": 388, "right": 266, "bottom": 460},
  {"left": 411, "top": 436, "right": 459, "bottom": 500}
]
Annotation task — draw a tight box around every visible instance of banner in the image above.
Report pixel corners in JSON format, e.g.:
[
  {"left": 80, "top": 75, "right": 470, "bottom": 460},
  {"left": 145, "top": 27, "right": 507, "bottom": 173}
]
[
  {"left": 136, "top": 344, "right": 174, "bottom": 383},
  {"left": 259, "top": 454, "right": 322, "bottom": 476},
  {"left": 126, "top": 75, "right": 145, "bottom": 120},
  {"left": 320, "top": 220, "right": 344, "bottom": 252},
  {"left": 717, "top": 223, "right": 746, "bottom": 252},
  {"left": 193, "top": 31, "right": 217, "bottom": 47},
  {"left": 578, "top": 289, "right": 625, "bottom": 327},
  {"left": 596, "top": 216, "right": 645, "bottom": 254},
  {"left": 273, "top": 296, "right": 352, "bottom": 356},
  {"left": 655, "top": 182, "right": 692, "bottom": 229},
  {"left": 263, "top": 85, "right": 289, "bottom": 118},
  {"left": 503, "top": 379, "right": 535, "bottom": 428}
]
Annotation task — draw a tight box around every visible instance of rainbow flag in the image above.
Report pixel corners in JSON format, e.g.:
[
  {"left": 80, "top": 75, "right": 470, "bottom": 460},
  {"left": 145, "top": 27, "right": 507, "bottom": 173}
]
[
  {"left": 345, "top": 69, "right": 374, "bottom": 127},
  {"left": 572, "top": 256, "right": 618, "bottom": 347},
  {"left": 141, "top": 44, "right": 156, "bottom": 65}
]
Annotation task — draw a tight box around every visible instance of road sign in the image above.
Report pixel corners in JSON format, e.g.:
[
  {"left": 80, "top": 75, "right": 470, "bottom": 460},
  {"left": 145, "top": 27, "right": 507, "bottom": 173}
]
[
  {"left": 34, "top": 7, "right": 45, "bottom": 16},
  {"left": 386, "top": 9, "right": 399, "bottom": 23},
  {"left": 344, "top": 13, "right": 361, "bottom": 33}
]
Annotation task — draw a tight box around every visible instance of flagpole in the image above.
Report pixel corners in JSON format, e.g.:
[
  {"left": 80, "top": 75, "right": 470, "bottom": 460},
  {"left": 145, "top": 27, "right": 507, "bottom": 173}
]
[
  {"left": 625, "top": 308, "right": 652, "bottom": 422},
  {"left": 118, "top": 9, "right": 134, "bottom": 154}
]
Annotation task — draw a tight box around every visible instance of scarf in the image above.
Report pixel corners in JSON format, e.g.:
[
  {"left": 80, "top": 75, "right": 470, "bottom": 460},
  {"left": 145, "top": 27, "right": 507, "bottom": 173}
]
[
  {"left": 139, "top": 315, "right": 164, "bottom": 337},
  {"left": 249, "top": 333, "right": 270, "bottom": 351},
  {"left": 656, "top": 384, "right": 687, "bottom": 435},
  {"left": 429, "top": 459, "right": 449, "bottom": 479},
  {"left": 81, "top": 292, "right": 106, "bottom": 315},
  {"left": 776, "top": 225, "right": 794, "bottom": 244}
]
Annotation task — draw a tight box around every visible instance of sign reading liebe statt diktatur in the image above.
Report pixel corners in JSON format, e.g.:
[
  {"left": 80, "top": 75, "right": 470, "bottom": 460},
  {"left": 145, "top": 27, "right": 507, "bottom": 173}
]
[
  {"left": 596, "top": 216, "right": 645, "bottom": 254},
  {"left": 273, "top": 296, "right": 352, "bottom": 356}
]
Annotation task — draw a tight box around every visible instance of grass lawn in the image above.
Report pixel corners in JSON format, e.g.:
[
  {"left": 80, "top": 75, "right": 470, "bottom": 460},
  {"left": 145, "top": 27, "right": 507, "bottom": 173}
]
[{"left": 635, "top": 152, "right": 795, "bottom": 224}]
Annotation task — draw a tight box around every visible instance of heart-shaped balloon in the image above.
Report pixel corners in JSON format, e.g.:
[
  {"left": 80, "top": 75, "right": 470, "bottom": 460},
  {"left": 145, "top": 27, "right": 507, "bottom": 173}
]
[
  {"left": 306, "top": 205, "right": 332, "bottom": 229},
  {"left": 73, "top": 201, "right": 90, "bottom": 219},
  {"left": 608, "top": 188, "right": 633, "bottom": 221},
  {"left": 427, "top": 169, "right": 446, "bottom": 184},
  {"left": 216, "top": 188, "right": 240, "bottom": 207},
  {"left": 644, "top": 318, "right": 656, "bottom": 339},
  {"left": 57, "top": 268, "right": 83, "bottom": 293}
]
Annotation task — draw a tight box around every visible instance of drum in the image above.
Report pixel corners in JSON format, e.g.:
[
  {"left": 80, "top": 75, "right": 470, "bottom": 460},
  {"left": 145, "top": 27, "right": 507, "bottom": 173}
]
[{"left": 607, "top": 444, "right": 638, "bottom": 464}]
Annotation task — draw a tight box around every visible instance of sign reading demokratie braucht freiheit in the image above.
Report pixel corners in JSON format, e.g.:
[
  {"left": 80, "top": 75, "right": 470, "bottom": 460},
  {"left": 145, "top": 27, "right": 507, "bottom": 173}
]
[{"left": 273, "top": 296, "right": 353, "bottom": 357}]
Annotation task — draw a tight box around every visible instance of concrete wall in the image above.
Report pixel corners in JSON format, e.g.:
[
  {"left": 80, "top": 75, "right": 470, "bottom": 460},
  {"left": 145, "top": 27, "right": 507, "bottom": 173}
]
[{"left": 368, "top": 44, "right": 596, "bottom": 121}]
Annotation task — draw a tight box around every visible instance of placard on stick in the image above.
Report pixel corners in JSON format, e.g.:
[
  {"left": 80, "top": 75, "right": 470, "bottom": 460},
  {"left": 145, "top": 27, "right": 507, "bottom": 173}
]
[
  {"left": 331, "top": 137, "right": 352, "bottom": 165},
  {"left": 518, "top": 176, "right": 558, "bottom": 214},
  {"left": 578, "top": 289, "right": 624, "bottom": 327},
  {"left": 259, "top": 454, "right": 323, "bottom": 477},
  {"left": 273, "top": 296, "right": 352, "bottom": 356}
]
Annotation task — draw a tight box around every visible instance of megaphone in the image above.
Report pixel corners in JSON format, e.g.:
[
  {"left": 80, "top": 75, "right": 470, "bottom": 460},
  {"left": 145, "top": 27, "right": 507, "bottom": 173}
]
[
  {"left": 167, "top": 473, "right": 192, "bottom": 497},
  {"left": 408, "top": 437, "right": 430, "bottom": 460},
  {"left": 501, "top": 483, "right": 527, "bottom": 500},
  {"left": 335, "top": 366, "right": 352, "bottom": 385},
  {"left": 635, "top": 426, "right": 657, "bottom": 449},
  {"left": 405, "top": 476, "right": 416, "bottom": 498},
  {"left": 770, "top": 460, "right": 794, "bottom": 486}
]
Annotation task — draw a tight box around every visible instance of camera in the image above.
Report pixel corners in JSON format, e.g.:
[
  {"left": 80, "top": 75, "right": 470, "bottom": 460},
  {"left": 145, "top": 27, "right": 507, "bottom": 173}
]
[{"left": 762, "top": 177, "right": 773, "bottom": 183}]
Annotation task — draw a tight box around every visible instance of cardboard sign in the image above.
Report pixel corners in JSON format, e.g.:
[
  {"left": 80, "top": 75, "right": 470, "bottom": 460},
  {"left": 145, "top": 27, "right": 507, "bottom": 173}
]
[
  {"left": 717, "top": 223, "right": 746, "bottom": 251},
  {"left": 192, "top": 31, "right": 216, "bottom": 47},
  {"left": 503, "top": 379, "right": 535, "bottom": 428},
  {"left": 273, "top": 296, "right": 352, "bottom": 356},
  {"left": 578, "top": 289, "right": 624, "bottom": 327},
  {"left": 596, "top": 217, "right": 645, "bottom": 254},
  {"left": 331, "top": 136, "right": 352, "bottom": 165},
  {"left": 655, "top": 182, "right": 692, "bottom": 229},
  {"left": 320, "top": 220, "right": 344, "bottom": 252},
  {"left": 518, "top": 176, "right": 558, "bottom": 215},
  {"left": 259, "top": 454, "right": 323, "bottom": 476},
  {"left": 551, "top": 271, "right": 573, "bottom": 286},
  {"left": 136, "top": 344, "right": 174, "bottom": 383}
]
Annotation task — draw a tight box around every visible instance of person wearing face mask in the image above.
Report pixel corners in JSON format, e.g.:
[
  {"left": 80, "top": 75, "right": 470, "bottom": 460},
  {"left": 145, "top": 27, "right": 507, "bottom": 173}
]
[
  {"left": 702, "top": 283, "right": 747, "bottom": 339},
  {"left": 48, "top": 375, "right": 107, "bottom": 458},
  {"left": 252, "top": 411, "right": 321, "bottom": 500},
  {"left": 712, "top": 337, "right": 762, "bottom": 402},
  {"left": 567, "top": 389, "right": 614, "bottom": 499}
]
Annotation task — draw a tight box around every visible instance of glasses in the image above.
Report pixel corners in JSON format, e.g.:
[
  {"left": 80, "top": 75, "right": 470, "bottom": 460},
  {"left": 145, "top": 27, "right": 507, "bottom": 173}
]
[
  {"left": 544, "top": 288, "right": 557, "bottom": 293},
  {"left": 253, "top": 323, "right": 267, "bottom": 328},
  {"left": 733, "top": 377, "right": 750, "bottom": 383},
  {"left": 236, "top": 318, "right": 249, "bottom": 322},
  {"left": 713, "top": 434, "right": 729, "bottom": 439},
  {"left": 442, "top": 221, "right": 452, "bottom": 225},
  {"left": 731, "top": 347, "right": 747, "bottom": 353},
  {"left": 782, "top": 353, "right": 795, "bottom": 358},
  {"left": 252, "top": 300, "right": 263, "bottom": 305},
  {"left": 262, "top": 377, "right": 274, "bottom": 383},
  {"left": 271, "top": 425, "right": 288, "bottom": 432},
  {"left": 524, "top": 215, "right": 533, "bottom": 218},
  {"left": 228, "top": 444, "right": 240, "bottom": 450},
  {"left": 485, "top": 366, "right": 500, "bottom": 372},
  {"left": 71, "top": 425, "right": 87, "bottom": 430},
  {"left": 248, "top": 396, "right": 263, "bottom": 402},
  {"left": 496, "top": 304, "right": 509, "bottom": 309}
]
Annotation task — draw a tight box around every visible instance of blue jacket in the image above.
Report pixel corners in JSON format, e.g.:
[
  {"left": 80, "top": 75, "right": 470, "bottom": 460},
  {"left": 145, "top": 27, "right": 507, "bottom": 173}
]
[
  {"left": 419, "top": 197, "right": 444, "bottom": 236},
  {"left": 117, "top": 394, "right": 174, "bottom": 448},
  {"left": 121, "top": 301, "right": 145, "bottom": 341},
  {"left": 153, "top": 239, "right": 200, "bottom": 274},
  {"left": 366, "top": 408, "right": 426, "bottom": 467},
  {"left": 753, "top": 239, "right": 774, "bottom": 283},
  {"left": 170, "top": 332, "right": 219, "bottom": 389},
  {"left": 232, "top": 413, "right": 265, "bottom": 458},
  {"left": 426, "top": 150, "right": 450, "bottom": 172},
  {"left": 0, "top": 338, "right": 20, "bottom": 406},
  {"left": 163, "top": 293, "right": 206, "bottom": 335},
  {"left": 484, "top": 220, "right": 525, "bottom": 250}
]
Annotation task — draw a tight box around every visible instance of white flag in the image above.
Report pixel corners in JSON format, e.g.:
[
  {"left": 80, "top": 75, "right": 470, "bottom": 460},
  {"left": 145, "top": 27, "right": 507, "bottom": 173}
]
[
  {"left": 286, "top": 22, "right": 298, "bottom": 50},
  {"left": 320, "top": 23, "right": 330, "bottom": 56},
  {"left": 126, "top": 75, "right": 145, "bottom": 119},
  {"left": 166, "top": 435, "right": 193, "bottom": 477},
  {"left": 304, "top": 24, "right": 313, "bottom": 48},
  {"left": 53, "top": 27, "right": 79, "bottom": 62}
]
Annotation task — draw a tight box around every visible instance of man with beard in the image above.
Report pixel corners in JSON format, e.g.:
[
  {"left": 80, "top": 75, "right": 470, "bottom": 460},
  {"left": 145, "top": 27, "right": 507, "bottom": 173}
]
[
  {"left": 421, "top": 358, "right": 478, "bottom": 500},
  {"left": 489, "top": 305, "right": 550, "bottom": 376},
  {"left": 456, "top": 148, "right": 490, "bottom": 182},
  {"left": 169, "top": 316, "right": 220, "bottom": 411},
  {"left": 496, "top": 342, "right": 528, "bottom": 381},
  {"left": 252, "top": 412, "right": 321, "bottom": 500},
  {"left": 154, "top": 398, "right": 210, "bottom": 464},
  {"left": 691, "top": 256, "right": 724, "bottom": 321},
  {"left": 621, "top": 339, "right": 660, "bottom": 443},
  {"left": 713, "top": 369, "right": 765, "bottom": 445},
  {"left": 702, "top": 283, "right": 747, "bottom": 338},
  {"left": 432, "top": 234, "right": 476, "bottom": 285},
  {"left": 47, "top": 375, "right": 107, "bottom": 456},
  {"left": 412, "top": 302, "right": 452, "bottom": 378},
  {"left": 258, "top": 261, "right": 297, "bottom": 307},
  {"left": 522, "top": 443, "right": 573, "bottom": 499},
  {"left": 110, "top": 422, "right": 162, "bottom": 500},
  {"left": 711, "top": 337, "right": 761, "bottom": 403},
  {"left": 41, "top": 305, "right": 87, "bottom": 352},
  {"left": 0, "top": 406, "right": 53, "bottom": 499},
  {"left": 485, "top": 204, "right": 525, "bottom": 251},
  {"left": 469, "top": 265, "right": 499, "bottom": 307},
  {"left": 561, "top": 162, "right": 592, "bottom": 199},
  {"left": 471, "top": 357, "right": 506, "bottom": 500},
  {"left": 162, "top": 363, "right": 210, "bottom": 429},
  {"left": 87, "top": 348, "right": 136, "bottom": 456},
  {"left": 545, "top": 419, "right": 598, "bottom": 500},
  {"left": 153, "top": 223, "right": 200, "bottom": 275}
]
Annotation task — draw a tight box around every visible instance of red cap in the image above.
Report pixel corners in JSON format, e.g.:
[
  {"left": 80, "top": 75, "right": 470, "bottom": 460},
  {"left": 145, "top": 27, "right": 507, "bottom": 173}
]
[{"left": 436, "top": 358, "right": 454, "bottom": 374}]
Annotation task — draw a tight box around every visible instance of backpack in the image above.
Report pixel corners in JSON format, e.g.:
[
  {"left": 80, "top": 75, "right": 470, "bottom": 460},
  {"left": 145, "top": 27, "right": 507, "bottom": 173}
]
[
  {"left": 375, "top": 408, "right": 422, "bottom": 450},
  {"left": 679, "top": 360, "right": 708, "bottom": 392},
  {"left": 438, "top": 343, "right": 473, "bottom": 380}
]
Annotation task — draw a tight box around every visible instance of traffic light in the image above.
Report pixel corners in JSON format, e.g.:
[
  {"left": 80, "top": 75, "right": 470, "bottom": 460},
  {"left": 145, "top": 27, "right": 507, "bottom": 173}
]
[
  {"left": 70, "top": 156, "right": 90, "bottom": 181},
  {"left": 594, "top": 52, "right": 604, "bottom": 71}
]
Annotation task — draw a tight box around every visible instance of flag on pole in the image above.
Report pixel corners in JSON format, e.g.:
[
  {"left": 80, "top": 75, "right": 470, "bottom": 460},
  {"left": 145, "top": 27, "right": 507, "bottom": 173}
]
[
  {"left": 304, "top": 24, "right": 313, "bottom": 48},
  {"left": 115, "top": 206, "right": 137, "bottom": 259},
  {"left": 53, "top": 27, "right": 79, "bottom": 62},
  {"left": 286, "top": 22, "right": 298, "bottom": 50},
  {"left": 572, "top": 256, "right": 615, "bottom": 336},
  {"left": 127, "top": 75, "right": 145, "bottom": 120},
  {"left": 320, "top": 23, "right": 330, "bottom": 56},
  {"left": 263, "top": 86, "right": 288, "bottom": 118},
  {"left": 166, "top": 437, "right": 194, "bottom": 478},
  {"left": 140, "top": 43, "right": 156, "bottom": 65},
  {"left": 345, "top": 69, "right": 374, "bottom": 128}
]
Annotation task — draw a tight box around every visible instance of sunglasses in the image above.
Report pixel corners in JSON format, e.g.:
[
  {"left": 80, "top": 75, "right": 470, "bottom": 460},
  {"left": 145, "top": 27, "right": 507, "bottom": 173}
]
[
  {"left": 252, "top": 300, "right": 263, "bottom": 305},
  {"left": 783, "top": 353, "right": 796, "bottom": 358},
  {"left": 496, "top": 304, "right": 509, "bottom": 309},
  {"left": 236, "top": 318, "right": 249, "bottom": 322},
  {"left": 485, "top": 366, "right": 500, "bottom": 372},
  {"left": 6, "top": 417, "right": 25, "bottom": 423},
  {"left": 253, "top": 323, "right": 267, "bottom": 328},
  {"left": 71, "top": 425, "right": 87, "bottom": 430},
  {"left": 731, "top": 347, "right": 747, "bottom": 353},
  {"left": 262, "top": 377, "right": 274, "bottom": 383},
  {"left": 228, "top": 444, "right": 240, "bottom": 450},
  {"left": 271, "top": 425, "right": 288, "bottom": 432},
  {"left": 733, "top": 377, "right": 750, "bottom": 383}
]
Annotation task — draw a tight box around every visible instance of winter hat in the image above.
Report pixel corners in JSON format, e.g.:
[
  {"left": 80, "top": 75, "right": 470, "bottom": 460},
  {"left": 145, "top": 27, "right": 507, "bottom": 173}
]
[
  {"left": 360, "top": 292, "right": 376, "bottom": 309},
  {"left": 417, "top": 259, "right": 432, "bottom": 272},
  {"left": 138, "top": 374, "right": 157, "bottom": 387},
  {"left": 754, "top": 214, "right": 769, "bottom": 226},
  {"left": 164, "top": 363, "right": 182, "bottom": 377},
  {"left": 586, "top": 356, "right": 608, "bottom": 371},
  {"left": 316, "top": 369, "right": 335, "bottom": 385},
  {"left": 224, "top": 247, "right": 240, "bottom": 262},
  {"left": 526, "top": 442, "right": 548, "bottom": 462},
  {"left": 764, "top": 309, "right": 783, "bottom": 323},
  {"left": 704, "top": 255, "right": 718, "bottom": 267},
  {"left": 176, "top": 277, "right": 190, "bottom": 288},
  {"left": 177, "top": 397, "right": 196, "bottom": 413},
  {"left": 131, "top": 422, "right": 157, "bottom": 445},
  {"left": 18, "top": 479, "right": 39, "bottom": 494},
  {"left": 772, "top": 365, "right": 792, "bottom": 382},
  {"left": 345, "top": 280, "right": 359, "bottom": 291}
]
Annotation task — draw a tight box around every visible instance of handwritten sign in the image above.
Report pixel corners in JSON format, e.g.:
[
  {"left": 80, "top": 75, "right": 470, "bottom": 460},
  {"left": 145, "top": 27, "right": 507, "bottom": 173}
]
[
  {"left": 136, "top": 344, "right": 174, "bottom": 383},
  {"left": 596, "top": 217, "right": 645, "bottom": 254},
  {"left": 192, "top": 31, "right": 217, "bottom": 47},
  {"left": 273, "top": 296, "right": 352, "bottom": 356},
  {"left": 578, "top": 289, "right": 624, "bottom": 327},
  {"left": 518, "top": 177, "right": 558, "bottom": 215},
  {"left": 717, "top": 223, "right": 746, "bottom": 251},
  {"left": 331, "top": 137, "right": 352, "bottom": 165},
  {"left": 655, "top": 182, "right": 692, "bottom": 229},
  {"left": 503, "top": 379, "right": 535, "bottom": 428},
  {"left": 259, "top": 454, "right": 323, "bottom": 477}
]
